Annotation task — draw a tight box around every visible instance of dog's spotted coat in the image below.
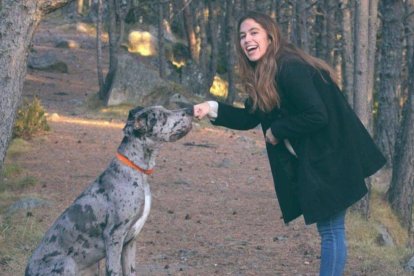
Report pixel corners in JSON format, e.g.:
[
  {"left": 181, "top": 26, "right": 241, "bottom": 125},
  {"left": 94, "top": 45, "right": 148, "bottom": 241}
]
[{"left": 25, "top": 106, "right": 193, "bottom": 276}]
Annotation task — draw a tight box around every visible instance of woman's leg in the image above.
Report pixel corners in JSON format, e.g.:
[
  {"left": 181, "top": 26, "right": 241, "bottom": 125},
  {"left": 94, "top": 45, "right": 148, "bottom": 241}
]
[{"left": 316, "top": 210, "right": 347, "bottom": 276}]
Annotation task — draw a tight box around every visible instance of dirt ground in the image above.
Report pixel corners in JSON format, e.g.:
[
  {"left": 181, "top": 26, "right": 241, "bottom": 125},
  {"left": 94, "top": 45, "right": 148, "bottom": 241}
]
[{"left": 5, "top": 17, "right": 375, "bottom": 276}]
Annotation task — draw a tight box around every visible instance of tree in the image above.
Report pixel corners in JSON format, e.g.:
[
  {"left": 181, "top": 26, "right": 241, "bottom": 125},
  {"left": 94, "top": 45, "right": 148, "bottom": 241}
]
[
  {"left": 387, "top": 0, "right": 414, "bottom": 245},
  {"left": 158, "top": 0, "right": 166, "bottom": 78},
  {"left": 98, "top": 0, "right": 131, "bottom": 104},
  {"left": 0, "top": 0, "right": 74, "bottom": 173},
  {"left": 367, "top": 0, "right": 379, "bottom": 115},
  {"left": 375, "top": 0, "right": 404, "bottom": 167},
  {"left": 314, "top": 0, "right": 336, "bottom": 66},
  {"left": 182, "top": 0, "right": 199, "bottom": 63},
  {"left": 387, "top": 50, "right": 414, "bottom": 238},
  {"left": 225, "top": 0, "right": 236, "bottom": 104},
  {"left": 205, "top": 0, "right": 219, "bottom": 96},
  {"left": 291, "top": 1, "right": 309, "bottom": 53},
  {"left": 352, "top": 0, "right": 371, "bottom": 217},
  {"left": 340, "top": 0, "right": 355, "bottom": 104},
  {"left": 96, "top": 0, "right": 104, "bottom": 91},
  {"left": 353, "top": 0, "right": 370, "bottom": 128}
]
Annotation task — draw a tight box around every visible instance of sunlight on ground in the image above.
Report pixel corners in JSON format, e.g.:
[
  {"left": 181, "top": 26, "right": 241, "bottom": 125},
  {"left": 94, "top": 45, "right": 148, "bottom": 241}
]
[
  {"left": 210, "top": 75, "right": 228, "bottom": 99},
  {"left": 47, "top": 113, "right": 124, "bottom": 129},
  {"left": 76, "top": 22, "right": 109, "bottom": 42},
  {"left": 128, "top": 31, "right": 156, "bottom": 56},
  {"left": 172, "top": 59, "right": 186, "bottom": 68}
]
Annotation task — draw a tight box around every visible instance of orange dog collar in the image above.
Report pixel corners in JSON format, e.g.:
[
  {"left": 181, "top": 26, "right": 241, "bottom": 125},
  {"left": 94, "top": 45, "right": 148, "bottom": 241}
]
[{"left": 116, "top": 152, "right": 154, "bottom": 175}]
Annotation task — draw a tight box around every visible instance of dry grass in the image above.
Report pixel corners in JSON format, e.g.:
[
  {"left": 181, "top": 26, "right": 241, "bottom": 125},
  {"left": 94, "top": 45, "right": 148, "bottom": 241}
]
[
  {"left": 1, "top": 140, "right": 37, "bottom": 193},
  {"left": 0, "top": 139, "right": 44, "bottom": 274},
  {"left": 346, "top": 188, "right": 413, "bottom": 275},
  {"left": 0, "top": 204, "right": 45, "bottom": 274}
]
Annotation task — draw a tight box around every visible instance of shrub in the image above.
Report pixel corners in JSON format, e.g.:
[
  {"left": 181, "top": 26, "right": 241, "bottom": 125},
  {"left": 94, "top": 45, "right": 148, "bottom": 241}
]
[{"left": 13, "top": 97, "right": 50, "bottom": 140}]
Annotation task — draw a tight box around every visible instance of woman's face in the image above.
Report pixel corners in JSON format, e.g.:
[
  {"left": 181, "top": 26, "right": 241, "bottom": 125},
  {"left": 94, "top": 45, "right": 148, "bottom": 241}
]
[{"left": 239, "top": 18, "right": 270, "bottom": 62}]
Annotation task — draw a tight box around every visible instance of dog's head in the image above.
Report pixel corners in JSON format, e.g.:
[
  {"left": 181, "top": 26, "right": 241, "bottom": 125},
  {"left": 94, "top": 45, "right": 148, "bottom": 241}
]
[{"left": 123, "top": 105, "right": 193, "bottom": 142}]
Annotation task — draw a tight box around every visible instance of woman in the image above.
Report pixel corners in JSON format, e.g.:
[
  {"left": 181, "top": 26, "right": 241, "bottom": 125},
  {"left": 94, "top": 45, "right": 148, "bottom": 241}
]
[{"left": 194, "top": 11, "right": 386, "bottom": 276}]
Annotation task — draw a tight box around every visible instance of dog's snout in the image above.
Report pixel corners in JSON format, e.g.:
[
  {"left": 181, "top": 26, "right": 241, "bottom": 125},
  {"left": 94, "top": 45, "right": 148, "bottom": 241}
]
[{"left": 184, "top": 106, "right": 194, "bottom": 116}]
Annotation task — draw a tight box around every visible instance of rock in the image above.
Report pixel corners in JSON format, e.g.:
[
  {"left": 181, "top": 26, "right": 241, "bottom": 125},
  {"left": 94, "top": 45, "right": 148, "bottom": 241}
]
[
  {"left": 28, "top": 52, "right": 68, "bottom": 73},
  {"left": 180, "top": 60, "right": 210, "bottom": 95},
  {"left": 405, "top": 255, "right": 414, "bottom": 272},
  {"left": 273, "top": 235, "right": 288, "bottom": 242},
  {"left": 375, "top": 224, "right": 395, "bottom": 247},
  {"left": 178, "top": 249, "right": 197, "bottom": 261},
  {"left": 6, "top": 197, "right": 51, "bottom": 216},
  {"left": 108, "top": 53, "right": 173, "bottom": 106},
  {"left": 247, "top": 176, "right": 256, "bottom": 185},
  {"left": 165, "top": 93, "right": 192, "bottom": 109},
  {"left": 216, "top": 158, "right": 231, "bottom": 168},
  {"left": 55, "top": 39, "right": 80, "bottom": 49}
]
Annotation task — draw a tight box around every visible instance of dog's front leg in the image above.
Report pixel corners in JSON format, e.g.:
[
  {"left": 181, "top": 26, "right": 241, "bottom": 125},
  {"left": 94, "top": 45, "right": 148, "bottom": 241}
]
[
  {"left": 121, "top": 239, "right": 137, "bottom": 275},
  {"left": 104, "top": 232, "right": 125, "bottom": 276}
]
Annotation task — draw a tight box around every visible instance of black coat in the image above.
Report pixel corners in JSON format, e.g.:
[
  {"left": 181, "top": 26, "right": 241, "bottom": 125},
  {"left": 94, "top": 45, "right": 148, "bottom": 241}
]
[{"left": 212, "top": 56, "right": 386, "bottom": 225}]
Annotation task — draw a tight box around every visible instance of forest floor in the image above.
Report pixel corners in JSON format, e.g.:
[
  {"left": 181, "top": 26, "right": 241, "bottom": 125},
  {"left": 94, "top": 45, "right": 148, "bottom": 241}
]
[{"left": 0, "top": 15, "right": 411, "bottom": 276}]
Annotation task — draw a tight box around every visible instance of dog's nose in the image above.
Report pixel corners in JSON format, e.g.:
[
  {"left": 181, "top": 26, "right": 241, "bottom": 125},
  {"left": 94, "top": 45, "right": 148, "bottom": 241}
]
[
  {"left": 184, "top": 106, "right": 194, "bottom": 116},
  {"left": 175, "top": 102, "right": 194, "bottom": 116}
]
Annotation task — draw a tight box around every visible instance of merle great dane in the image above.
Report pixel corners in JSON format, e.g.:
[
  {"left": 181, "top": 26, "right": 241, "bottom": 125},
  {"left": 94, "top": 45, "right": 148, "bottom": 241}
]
[{"left": 25, "top": 106, "right": 193, "bottom": 276}]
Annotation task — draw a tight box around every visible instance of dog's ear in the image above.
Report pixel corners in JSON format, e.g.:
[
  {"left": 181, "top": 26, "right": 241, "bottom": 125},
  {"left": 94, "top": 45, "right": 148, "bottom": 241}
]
[
  {"left": 127, "top": 106, "right": 144, "bottom": 121},
  {"left": 123, "top": 106, "right": 146, "bottom": 137}
]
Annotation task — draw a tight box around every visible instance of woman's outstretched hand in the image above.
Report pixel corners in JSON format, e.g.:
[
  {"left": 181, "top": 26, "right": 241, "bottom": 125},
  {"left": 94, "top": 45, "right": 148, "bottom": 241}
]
[{"left": 194, "top": 102, "right": 211, "bottom": 120}]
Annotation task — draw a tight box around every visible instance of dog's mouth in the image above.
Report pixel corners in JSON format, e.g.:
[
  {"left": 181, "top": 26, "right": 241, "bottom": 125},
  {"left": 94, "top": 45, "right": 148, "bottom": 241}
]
[{"left": 169, "top": 125, "right": 192, "bottom": 141}]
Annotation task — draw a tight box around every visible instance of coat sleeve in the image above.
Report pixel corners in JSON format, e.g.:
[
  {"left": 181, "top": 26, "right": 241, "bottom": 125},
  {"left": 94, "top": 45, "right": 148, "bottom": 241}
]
[
  {"left": 212, "top": 100, "right": 260, "bottom": 130},
  {"left": 270, "top": 60, "right": 329, "bottom": 140}
]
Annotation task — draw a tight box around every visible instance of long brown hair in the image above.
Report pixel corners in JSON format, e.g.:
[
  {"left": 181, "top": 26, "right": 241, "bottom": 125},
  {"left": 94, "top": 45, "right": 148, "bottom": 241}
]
[{"left": 236, "top": 11, "right": 338, "bottom": 112}]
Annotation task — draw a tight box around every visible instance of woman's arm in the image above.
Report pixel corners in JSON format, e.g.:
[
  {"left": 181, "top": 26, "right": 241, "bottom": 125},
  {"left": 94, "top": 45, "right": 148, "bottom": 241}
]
[{"left": 194, "top": 100, "right": 260, "bottom": 131}]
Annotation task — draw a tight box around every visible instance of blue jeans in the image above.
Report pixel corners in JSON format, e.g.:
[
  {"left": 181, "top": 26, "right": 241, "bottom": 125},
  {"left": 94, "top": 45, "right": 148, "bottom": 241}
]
[{"left": 316, "top": 210, "right": 347, "bottom": 276}]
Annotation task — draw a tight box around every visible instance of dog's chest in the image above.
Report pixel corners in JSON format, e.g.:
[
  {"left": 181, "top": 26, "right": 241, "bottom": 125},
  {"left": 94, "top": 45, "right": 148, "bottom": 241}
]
[{"left": 128, "top": 183, "right": 151, "bottom": 239}]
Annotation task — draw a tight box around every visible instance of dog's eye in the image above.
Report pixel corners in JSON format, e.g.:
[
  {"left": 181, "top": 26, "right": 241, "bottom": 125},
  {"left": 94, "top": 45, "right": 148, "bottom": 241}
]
[
  {"left": 149, "top": 118, "right": 157, "bottom": 126},
  {"left": 147, "top": 113, "right": 157, "bottom": 127}
]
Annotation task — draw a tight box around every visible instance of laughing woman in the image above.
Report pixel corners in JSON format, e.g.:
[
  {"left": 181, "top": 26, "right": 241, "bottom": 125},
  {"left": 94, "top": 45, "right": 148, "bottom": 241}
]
[{"left": 194, "top": 11, "right": 385, "bottom": 276}]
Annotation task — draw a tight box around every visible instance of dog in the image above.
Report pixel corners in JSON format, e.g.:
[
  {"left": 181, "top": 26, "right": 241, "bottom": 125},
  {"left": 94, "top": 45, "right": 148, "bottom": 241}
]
[{"left": 25, "top": 105, "right": 193, "bottom": 276}]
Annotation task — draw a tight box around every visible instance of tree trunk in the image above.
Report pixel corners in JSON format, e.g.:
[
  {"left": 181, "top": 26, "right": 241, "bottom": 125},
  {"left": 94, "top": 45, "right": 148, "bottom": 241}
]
[
  {"left": 99, "top": 0, "right": 118, "bottom": 102},
  {"left": 206, "top": 0, "right": 219, "bottom": 96},
  {"left": 403, "top": 0, "right": 414, "bottom": 101},
  {"left": 353, "top": 0, "right": 370, "bottom": 128},
  {"left": 0, "top": 0, "right": 74, "bottom": 172},
  {"left": 314, "top": 2, "right": 327, "bottom": 61},
  {"left": 340, "top": 0, "right": 354, "bottom": 104},
  {"left": 225, "top": 0, "right": 236, "bottom": 104},
  {"left": 197, "top": 0, "right": 208, "bottom": 76},
  {"left": 99, "top": 0, "right": 130, "bottom": 104},
  {"left": 182, "top": 0, "right": 199, "bottom": 63},
  {"left": 275, "top": 0, "right": 289, "bottom": 37},
  {"left": 158, "top": 0, "right": 166, "bottom": 78},
  {"left": 387, "top": 51, "right": 414, "bottom": 230},
  {"left": 96, "top": 0, "right": 104, "bottom": 90},
  {"left": 352, "top": 0, "right": 371, "bottom": 218},
  {"left": 367, "top": 0, "right": 379, "bottom": 130},
  {"left": 77, "top": 0, "right": 84, "bottom": 14},
  {"left": 375, "top": 0, "right": 404, "bottom": 167},
  {"left": 295, "top": 1, "right": 309, "bottom": 53},
  {"left": 255, "top": 0, "right": 269, "bottom": 13},
  {"left": 316, "top": 0, "right": 336, "bottom": 66},
  {"left": 270, "top": 0, "right": 277, "bottom": 19}
]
